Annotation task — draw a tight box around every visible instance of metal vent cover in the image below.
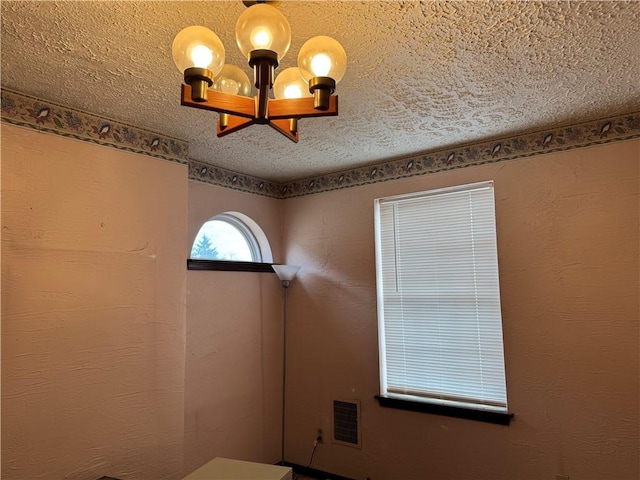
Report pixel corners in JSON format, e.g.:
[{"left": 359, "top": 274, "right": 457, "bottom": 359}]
[{"left": 332, "top": 399, "right": 361, "bottom": 448}]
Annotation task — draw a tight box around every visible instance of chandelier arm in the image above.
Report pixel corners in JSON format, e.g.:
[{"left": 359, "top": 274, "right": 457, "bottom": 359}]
[
  {"left": 269, "top": 119, "right": 299, "bottom": 143},
  {"left": 181, "top": 85, "right": 255, "bottom": 118},
  {"left": 268, "top": 96, "right": 338, "bottom": 120},
  {"left": 216, "top": 115, "right": 257, "bottom": 137}
]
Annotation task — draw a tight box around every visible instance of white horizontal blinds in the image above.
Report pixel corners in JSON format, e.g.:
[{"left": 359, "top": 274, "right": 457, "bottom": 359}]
[{"left": 377, "top": 182, "right": 507, "bottom": 411}]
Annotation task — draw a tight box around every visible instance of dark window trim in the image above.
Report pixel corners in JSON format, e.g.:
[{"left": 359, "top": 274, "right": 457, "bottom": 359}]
[
  {"left": 375, "top": 395, "right": 513, "bottom": 426},
  {"left": 187, "top": 259, "right": 277, "bottom": 273}
]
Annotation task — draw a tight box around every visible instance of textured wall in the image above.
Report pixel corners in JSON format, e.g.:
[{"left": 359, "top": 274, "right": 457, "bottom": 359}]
[
  {"left": 184, "top": 181, "right": 284, "bottom": 473},
  {"left": 3, "top": 121, "right": 638, "bottom": 479},
  {"left": 282, "top": 140, "right": 639, "bottom": 479},
  {"left": 1, "top": 125, "right": 188, "bottom": 480}
]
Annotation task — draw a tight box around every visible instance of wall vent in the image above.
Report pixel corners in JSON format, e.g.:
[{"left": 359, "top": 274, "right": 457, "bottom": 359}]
[{"left": 332, "top": 399, "right": 361, "bottom": 448}]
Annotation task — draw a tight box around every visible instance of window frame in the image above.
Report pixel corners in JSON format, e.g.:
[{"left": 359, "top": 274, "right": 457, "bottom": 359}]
[
  {"left": 214, "top": 213, "right": 262, "bottom": 262},
  {"left": 373, "top": 181, "right": 513, "bottom": 425},
  {"left": 188, "top": 212, "right": 274, "bottom": 271}
]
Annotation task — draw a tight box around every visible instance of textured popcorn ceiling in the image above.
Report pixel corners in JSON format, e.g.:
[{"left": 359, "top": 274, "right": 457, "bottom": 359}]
[{"left": 2, "top": 1, "right": 639, "bottom": 182}]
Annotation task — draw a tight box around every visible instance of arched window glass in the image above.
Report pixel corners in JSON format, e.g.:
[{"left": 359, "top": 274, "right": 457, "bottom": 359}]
[{"left": 190, "top": 212, "right": 271, "bottom": 263}]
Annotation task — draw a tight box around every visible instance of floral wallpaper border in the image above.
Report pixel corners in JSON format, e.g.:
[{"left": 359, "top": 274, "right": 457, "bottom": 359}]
[
  {"left": 188, "top": 158, "right": 281, "bottom": 198},
  {"left": 1, "top": 88, "right": 188, "bottom": 165},
  {"left": 3, "top": 88, "right": 639, "bottom": 199},
  {"left": 280, "top": 111, "right": 640, "bottom": 198}
]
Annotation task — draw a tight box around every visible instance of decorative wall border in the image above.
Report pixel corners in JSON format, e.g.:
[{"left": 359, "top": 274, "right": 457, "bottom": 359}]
[
  {"left": 3, "top": 88, "right": 639, "bottom": 199},
  {"left": 1, "top": 88, "right": 188, "bottom": 165},
  {"left": 188, "top": 158, "right": 280, "bottom": 198},
  {"left": 280, "top": 111, "right": 640, "bottom": 198}
]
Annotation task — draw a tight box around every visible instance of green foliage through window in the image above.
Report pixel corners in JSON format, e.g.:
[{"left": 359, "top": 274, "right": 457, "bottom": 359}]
[
  {"left": 191, "top": 234, "right": 220, "bottom": 259},
  {"left": 190, "top": 214, "right": 261, "bottom": 262}
]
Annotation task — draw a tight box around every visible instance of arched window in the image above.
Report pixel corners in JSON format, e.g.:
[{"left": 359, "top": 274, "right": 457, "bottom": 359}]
[{"left": 190, "top": 212, "right": 272, "bottom": 263}]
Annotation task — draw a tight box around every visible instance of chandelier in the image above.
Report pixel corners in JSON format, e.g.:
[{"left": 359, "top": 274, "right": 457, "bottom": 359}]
[{"left": 171, "top": 1, "right": 347, "bottom": 142}]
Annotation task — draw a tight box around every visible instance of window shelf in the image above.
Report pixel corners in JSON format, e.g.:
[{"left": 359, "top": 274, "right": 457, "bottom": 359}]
[
  {"left": 187, "top": 259, "right": 276, "bottom": 273},
  {"left": 375, "top": 395, "right": 513, "bottom": 426}
]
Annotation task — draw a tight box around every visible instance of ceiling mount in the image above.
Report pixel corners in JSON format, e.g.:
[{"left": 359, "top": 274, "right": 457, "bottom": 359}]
[
  {"left": 242, "top": 1, "right": 281, "bottom": 7},
  {"left": 173, "top": 3, "right": 346, "bottom": 142}
]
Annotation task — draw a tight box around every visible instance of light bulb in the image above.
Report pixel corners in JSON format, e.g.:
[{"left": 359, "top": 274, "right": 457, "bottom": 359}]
[
  {"left": 250, "top": 26, "right": 273, "bottom": 50},
  {"left": 284, "top": 85, "right": 303, "bottom": 98},
  {"left": 298, "top": 36, "right": 347, "bottom": 84},
  {"left": 221, "top": 79, "right": 239, "bottom": 95},
  {"left": 212, "top": 64, "right": 252, "bottom": 97},
  {"left": 172, "top": 25, "right": 225, "bottom": 76},
  {"left": 236, "top": 4, "right": 291, "bottom": 60},
  {"left": 190, "top": 45, "right": 214, "bottom": 69},
  {"left": 310, "top": 53, "right": 332, "bottom": 77},
  {"left": 273, "top": 67, "right": 312, "bottom": 99}
]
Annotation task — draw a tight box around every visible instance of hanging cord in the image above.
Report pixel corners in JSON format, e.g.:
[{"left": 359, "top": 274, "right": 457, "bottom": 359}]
[{"left": 307, "top": 438, "right": 320, "bottom": 467}]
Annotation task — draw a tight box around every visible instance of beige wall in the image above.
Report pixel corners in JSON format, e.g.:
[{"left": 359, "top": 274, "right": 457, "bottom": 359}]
[
  {"left": 282, "top": 140, "right": 639, "bottom": 480},
  {"left": 1, "top": 125, "right": 188, "bottom": 479},
  {"left": 1, "top": 126, "right": 287, "bottom": 479},
  {"left": 184, "top": 182, "right": 285, "bottom": 473},
  {"left": 3, "top": 123, "right": 638, "bottom": 480}
]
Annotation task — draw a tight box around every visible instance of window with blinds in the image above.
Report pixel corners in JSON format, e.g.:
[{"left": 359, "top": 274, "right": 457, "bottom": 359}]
[{"left": 374, "top": 181, "right": 508, "bottom": 413}]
